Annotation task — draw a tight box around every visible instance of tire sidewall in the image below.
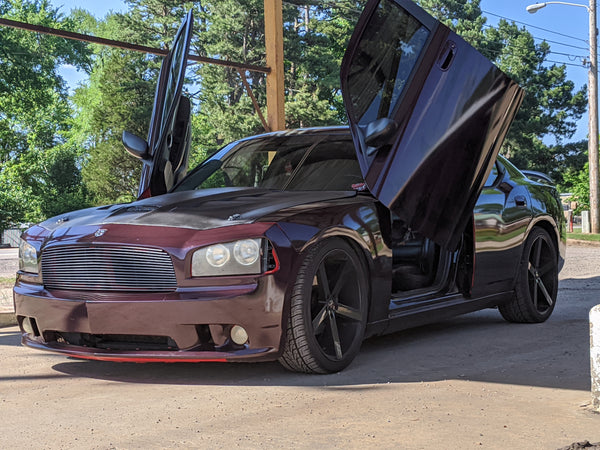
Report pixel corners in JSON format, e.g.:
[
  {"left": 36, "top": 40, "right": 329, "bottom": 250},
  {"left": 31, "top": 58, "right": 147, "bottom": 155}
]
[
  {"left": 297, "top": 238, "right": 369, "bottom": 373},
  {"left": 516, "top": 228, "right": 558, "bottom": 321}
]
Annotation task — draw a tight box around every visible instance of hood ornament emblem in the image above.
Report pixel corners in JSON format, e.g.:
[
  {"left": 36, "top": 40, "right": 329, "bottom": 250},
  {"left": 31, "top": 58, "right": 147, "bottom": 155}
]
[{"left": 94, "top": 228, "right": 107, "bottom": 237}]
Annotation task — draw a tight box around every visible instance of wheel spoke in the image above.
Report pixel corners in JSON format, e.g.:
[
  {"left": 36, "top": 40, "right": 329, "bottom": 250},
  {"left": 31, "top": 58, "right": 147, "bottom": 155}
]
[
  {"left": 331, "top": 259, "right": 353, "bottom": 298},
  {"left": 536, "top": 277, "right": 554, "bottom": 307},
  {"left": 312, "top": 305, "right": 328, "bottom": 335},
  {"left": 533, "top": 238, "right": 543, "bottom": 267},
  {"left": 336, "top": 302, "right": 363, "bottom": 321},
  {"left": 328, "top": 310, "right": 343, "bottom": 360},
  {"left": 317, "top": 265, "right": 331, "bottom": 299},
  {"left": 528, "top": 261, "right": 536, "bottom": 277},
  {"left": 532, "top": 274, "right": 539, "bottom": 309},
  {"left": 537, "top": 260, "right": 554, "bottom": 277}
]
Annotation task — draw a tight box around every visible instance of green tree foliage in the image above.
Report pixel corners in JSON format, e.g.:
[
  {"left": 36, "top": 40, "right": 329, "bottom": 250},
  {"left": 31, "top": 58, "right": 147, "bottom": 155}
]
[
  {"left": 190, "top": 1, "right": 362, "bottom": 157},
  {"left": 191, "top": 0, "right": 268, "bottom": 158},
  {"left": 3, "top": 0, "right": 591, "bottom": 228},
  {"left": 72, "top": 2, "right": 201, "bottom": 203},
  {"left": 73, "top": 45, "right": 156, "bottom": 204},
  {"left": 482, "top": 20, "right": 586, "bottom": 174},
  {"left": 70, "top": 8, "right": 165, "bottom": 204},
  {"left": 562, "top": 162, "right": 590, "bottom": 213},
  {"left": 73, "top": 0, "right": 589, "bottom": 204},
  {"left": 283, "top": 2, "right": 363, "bottom": 125},
  {"left": 417, "top": 0, "right": 485, "bottom": 45},
  {"left": 0, "top": 0, "right": 90, "bottom": 229}
]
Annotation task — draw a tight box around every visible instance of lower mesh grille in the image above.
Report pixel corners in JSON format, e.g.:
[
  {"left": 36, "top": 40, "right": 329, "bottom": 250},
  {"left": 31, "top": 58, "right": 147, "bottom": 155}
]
[
  {"left": 52, "top": 332, "right": 179, "bottom": 351},
  {"left": 41, "top": 245, "right": 177, "bottom": 292}
]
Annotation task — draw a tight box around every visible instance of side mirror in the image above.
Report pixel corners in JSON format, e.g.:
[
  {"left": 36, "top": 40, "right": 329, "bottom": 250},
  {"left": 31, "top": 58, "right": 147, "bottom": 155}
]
[
  {"left": 122, "top": 131, "right": 149, "bottom": 160},
  {"left": 364, "top": 117, "right": 398, "bottom": 149}
]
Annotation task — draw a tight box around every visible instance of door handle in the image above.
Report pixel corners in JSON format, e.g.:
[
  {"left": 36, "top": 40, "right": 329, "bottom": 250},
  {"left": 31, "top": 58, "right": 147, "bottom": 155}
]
[{"left": 438, "top": 41, "right": 456, "bottom": 71}]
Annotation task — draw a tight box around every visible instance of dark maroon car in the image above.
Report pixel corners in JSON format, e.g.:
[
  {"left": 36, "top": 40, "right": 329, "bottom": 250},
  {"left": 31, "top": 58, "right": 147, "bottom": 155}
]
[{"left": 14, "top": 0, "right": 565, "bottom": 373}]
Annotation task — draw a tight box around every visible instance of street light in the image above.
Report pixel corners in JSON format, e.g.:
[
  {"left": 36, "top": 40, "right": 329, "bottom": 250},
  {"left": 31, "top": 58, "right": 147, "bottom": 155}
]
[
  {"left": 527, "top": 1, "right": 599, "bottom": 234},
  {"left": 527, "top": 2, "right": 589, "bottom": 13}
]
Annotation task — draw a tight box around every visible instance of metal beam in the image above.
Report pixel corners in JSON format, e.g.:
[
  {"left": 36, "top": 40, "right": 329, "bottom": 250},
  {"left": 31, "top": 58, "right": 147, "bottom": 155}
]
[
  {"left": 0, "top": 17, "right": 270, "bottom": 74},
  {"left": 238, "top": 69, "right": 270, "bottom": 132},
  {"left": 264, "top": 0, "right": 286, "bottom": 131}
]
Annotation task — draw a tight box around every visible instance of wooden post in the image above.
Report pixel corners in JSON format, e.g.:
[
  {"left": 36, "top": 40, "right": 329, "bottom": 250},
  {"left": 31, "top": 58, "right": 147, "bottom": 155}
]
[
  {"left": 589, "top": 0, "right": 599, "bottom": 233},
  {"left": 264, "top": 0, "right": 285, "bottom": 131}
]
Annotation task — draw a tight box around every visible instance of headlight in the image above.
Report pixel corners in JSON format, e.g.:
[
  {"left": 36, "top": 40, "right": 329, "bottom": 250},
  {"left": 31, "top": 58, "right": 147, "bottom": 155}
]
[
  {"left": 233, "top": 239, "right": 260, "bottom": 266},
  {"left": 192, "top": 238, "right": 265, "bottom": 276},
  {"left": 19, "top": 240, "right": 39, "bottom": 274},
  {"left": 206, "top": 244, "right": 230, "bottom": 267}
]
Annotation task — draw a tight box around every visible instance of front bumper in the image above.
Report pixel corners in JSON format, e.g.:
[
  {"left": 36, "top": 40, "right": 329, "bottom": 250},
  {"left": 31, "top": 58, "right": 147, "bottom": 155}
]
[{"left": 14, "top": 277, "right": 286, "bottom": 363}]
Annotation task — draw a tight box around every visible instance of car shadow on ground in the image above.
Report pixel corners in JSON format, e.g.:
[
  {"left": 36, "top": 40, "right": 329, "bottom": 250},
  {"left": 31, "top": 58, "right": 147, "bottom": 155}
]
[{"left": 3, "top": 275, "right": 598, "bottom": 390}]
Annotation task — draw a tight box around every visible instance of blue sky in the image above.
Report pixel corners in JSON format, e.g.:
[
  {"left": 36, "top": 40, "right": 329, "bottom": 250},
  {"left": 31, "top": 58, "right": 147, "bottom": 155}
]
[
  {"left": 50, "top": 0, "right": 126, "bottom": 16},
  {"left": 48, "top": 0, "right": 592, "bottom": 143},
  {"left": 481, "top": 0, "right": 591, "bottom": 142}
]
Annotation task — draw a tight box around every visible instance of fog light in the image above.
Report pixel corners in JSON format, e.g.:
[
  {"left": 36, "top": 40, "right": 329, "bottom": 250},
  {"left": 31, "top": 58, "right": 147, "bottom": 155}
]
[
  {"left": 230, "top": 325, "right": 248, "bottom": 345},
  {"left": 22, "top": 317, "right": 34, "bottom": 335}
]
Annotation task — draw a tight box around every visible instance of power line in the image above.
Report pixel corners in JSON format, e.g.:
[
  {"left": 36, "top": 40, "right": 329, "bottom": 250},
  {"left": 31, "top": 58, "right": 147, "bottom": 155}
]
[
  {"left": 471, "top": 29, "right": 587, "bottom": 63},
  {"left": 482, "top": 9, "right": 588, "bottom": 44},
  {"left": 481, "top": 23, "right": 589, "bottom": 51},
  {"left": 545, "top": 59, "right": 588, "bottom": 67},
  {"left": 530, "top": 35, "right": 588, "bottom": 51},
  {"left": 481, "top": 47, "right": 586, "bottom": 67}
]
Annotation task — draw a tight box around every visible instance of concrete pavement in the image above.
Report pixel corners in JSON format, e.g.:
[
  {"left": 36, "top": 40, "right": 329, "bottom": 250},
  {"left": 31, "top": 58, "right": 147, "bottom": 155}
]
[
  {"left": 0, "top": 247, "right": 17, "bottom": 327},
  {"left": 1, "top": 244, "right": 599, "bottom": 448}
]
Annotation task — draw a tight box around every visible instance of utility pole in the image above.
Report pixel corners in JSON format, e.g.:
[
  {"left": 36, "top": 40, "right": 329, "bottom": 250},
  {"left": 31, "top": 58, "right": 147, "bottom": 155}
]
[
  {"left": 527, "top": 1, "right": 599, "bottom": 233},
  {"left": 264, "top": 0, "right": 286, "bottom": 131},
  {"left": 589, "top": 0, "right": 599, "bottom": 233}
]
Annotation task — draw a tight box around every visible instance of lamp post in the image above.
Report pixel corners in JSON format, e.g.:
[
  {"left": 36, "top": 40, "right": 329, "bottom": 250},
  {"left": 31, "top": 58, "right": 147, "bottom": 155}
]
[{"left": 527, "top": 1, "right": 599, "bottom": 234}]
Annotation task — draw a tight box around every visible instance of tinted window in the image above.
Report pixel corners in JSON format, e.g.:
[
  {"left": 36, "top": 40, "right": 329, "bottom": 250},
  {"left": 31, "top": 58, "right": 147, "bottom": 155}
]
[
  {"left": 159, "top": 36, "right": 187, "bottom": 140},
  {"left": 284, "top": 139, "right": 364, "bottom": 190},
  {"left": 346, "top": 0, "right": 429, "bottom": 125},
  {"left": 174, "top": 134, "right": 363, "bottom": 192}
]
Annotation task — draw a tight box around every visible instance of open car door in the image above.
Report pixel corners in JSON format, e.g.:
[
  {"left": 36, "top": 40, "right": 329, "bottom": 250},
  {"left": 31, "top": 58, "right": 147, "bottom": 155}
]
[
  {"left": 126, "top": 10, "right": 193, "bottom": 199},
  {"left": 341, "top": 0, "right": 524, "bottom": 250}
]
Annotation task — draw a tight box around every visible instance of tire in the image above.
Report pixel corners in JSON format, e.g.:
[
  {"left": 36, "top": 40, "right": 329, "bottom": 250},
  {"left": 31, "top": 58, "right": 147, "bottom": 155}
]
[
  {"left": 499, "top": 227, "right": 558, "bottom": 323},
  {"left": 279, "top": 238, "right": 369, "bottom": 374}
]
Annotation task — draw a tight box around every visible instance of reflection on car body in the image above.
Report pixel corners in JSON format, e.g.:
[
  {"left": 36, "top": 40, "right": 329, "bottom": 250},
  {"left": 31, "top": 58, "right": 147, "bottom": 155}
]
[{"left": 14, "top": 0, "right": 565, "bottom": 373}]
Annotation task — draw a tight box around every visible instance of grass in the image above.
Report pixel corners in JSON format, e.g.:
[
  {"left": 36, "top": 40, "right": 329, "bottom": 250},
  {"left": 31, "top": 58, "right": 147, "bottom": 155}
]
[
  {"left": 567, "top": 232, "right": 600, "bottom": 242},
  {"left": 0, "top": 277, "right": 15, "bottom": 288}
]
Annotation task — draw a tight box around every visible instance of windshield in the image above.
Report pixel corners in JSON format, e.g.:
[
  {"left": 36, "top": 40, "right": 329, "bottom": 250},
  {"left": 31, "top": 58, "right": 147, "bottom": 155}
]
[{"left": 173, "top": 133, "right": 364, "bottom": 192}]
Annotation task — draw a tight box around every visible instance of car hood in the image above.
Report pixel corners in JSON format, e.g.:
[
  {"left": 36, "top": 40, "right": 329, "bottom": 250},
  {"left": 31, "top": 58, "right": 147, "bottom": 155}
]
[{"left": 40, "top": 188, "right": 358, "bottom": 232}]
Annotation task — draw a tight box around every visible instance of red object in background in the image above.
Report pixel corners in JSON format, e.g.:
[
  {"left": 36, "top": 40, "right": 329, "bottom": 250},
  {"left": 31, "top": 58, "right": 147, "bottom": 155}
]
[{"left": 569, "top": 211, "right": 574, "bottom": 232}]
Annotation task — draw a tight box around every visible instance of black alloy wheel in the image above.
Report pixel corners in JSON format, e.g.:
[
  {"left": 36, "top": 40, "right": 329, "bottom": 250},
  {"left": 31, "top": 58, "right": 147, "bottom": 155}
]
[
  {"left": 499, "top": 227, "right": 558, "bottom": 323},
  {"left": 279, "top": 238, "right": 368, "bottom": 374}
]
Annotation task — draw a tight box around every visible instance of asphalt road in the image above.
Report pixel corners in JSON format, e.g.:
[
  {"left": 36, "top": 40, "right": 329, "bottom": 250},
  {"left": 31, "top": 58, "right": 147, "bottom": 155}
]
[{"left": 1, "top": 245, "right": 599, "bottom": 448}]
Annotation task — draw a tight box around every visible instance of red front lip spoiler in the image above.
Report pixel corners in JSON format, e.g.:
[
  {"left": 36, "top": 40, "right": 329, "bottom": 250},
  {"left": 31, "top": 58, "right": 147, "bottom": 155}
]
[
  {"left": 22, "top": 335, "right": 276, "bottom": 363},
  {"left": 72, "top": 354, "right": 228, "bottom": 363}
]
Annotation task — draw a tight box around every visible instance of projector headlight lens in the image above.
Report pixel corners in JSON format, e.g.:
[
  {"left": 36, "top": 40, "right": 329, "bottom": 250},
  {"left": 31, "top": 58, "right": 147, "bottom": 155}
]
[
  {"left": 205, "top": 244, "right": 230, "bottom": 268},
  {"left": 19, "top": 240, "right": 38, "bottom": 274},
  {"left": 192, "top": 238, "right": 265, "bottom": 276},
  {"left": 233, "top": 239, "right": 260, "bottom": 266}
]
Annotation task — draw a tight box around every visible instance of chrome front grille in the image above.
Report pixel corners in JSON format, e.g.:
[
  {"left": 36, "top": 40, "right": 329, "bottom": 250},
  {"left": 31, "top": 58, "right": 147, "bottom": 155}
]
[{"left": 41, "top": 245, "right": 177, "bottom": 292}]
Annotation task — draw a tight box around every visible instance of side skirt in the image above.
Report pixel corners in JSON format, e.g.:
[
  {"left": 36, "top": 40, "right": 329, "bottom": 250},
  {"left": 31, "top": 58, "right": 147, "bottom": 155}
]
[{"left": 364, "top": 291, "right": 513, "bottom": 338}]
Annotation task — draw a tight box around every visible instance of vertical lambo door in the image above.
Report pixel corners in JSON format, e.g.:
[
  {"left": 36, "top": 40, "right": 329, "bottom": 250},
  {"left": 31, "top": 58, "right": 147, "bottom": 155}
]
[
  {"left": 341, "top": 0, "right": 524, "bottom": 251},
  {"left": 122, "top": 10, "right": 194, "bottom": 198}
]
